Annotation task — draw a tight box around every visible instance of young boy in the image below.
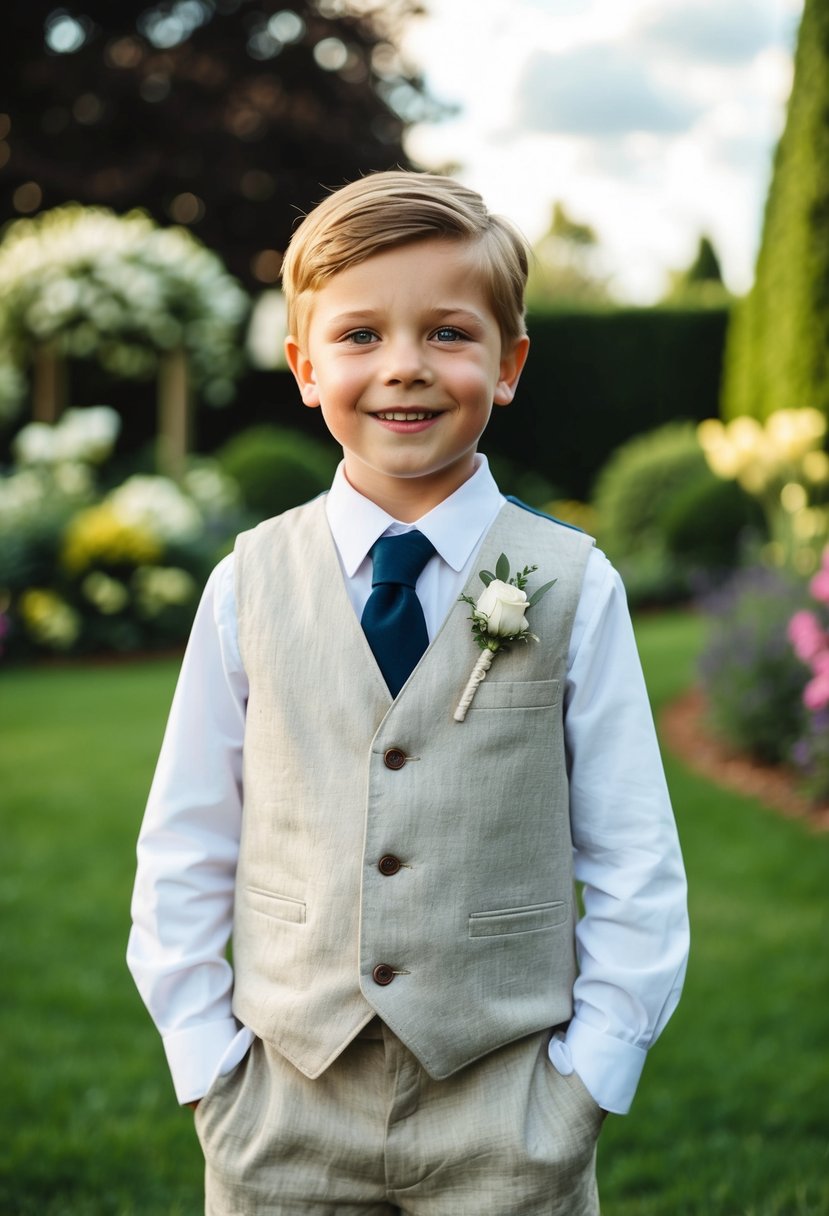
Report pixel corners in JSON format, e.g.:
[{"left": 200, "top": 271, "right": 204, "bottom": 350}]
[{"left": 128, "top": 171, "right": 689, "bottom": 1215}]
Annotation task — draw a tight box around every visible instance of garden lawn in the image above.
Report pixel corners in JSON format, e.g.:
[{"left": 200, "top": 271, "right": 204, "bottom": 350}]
[{"left": 1, "top": 614, "right": 827, "bottom": 1215}]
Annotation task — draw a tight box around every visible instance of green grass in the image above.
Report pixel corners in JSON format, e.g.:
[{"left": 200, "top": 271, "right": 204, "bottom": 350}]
[{"left": 1, "top": 616, "right": 827, "bottom": 1214}]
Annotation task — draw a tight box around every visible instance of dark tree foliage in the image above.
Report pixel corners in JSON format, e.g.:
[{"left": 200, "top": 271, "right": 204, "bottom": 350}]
[{"left": 0, "top": 0, "right": 437, "bottom": 289}]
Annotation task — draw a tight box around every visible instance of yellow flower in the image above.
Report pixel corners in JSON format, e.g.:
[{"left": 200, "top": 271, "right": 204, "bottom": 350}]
[
  {"left": 19, "top": 589, "right": 80, "bottom": 649},
  {"left": 802, "top": 450, "right": 829, "bottom": 485},
  {"left": 132, "top": 566, "right": 197, "bottom": 618},
  {"left": 81, "top": 571, "right": 129, "bottom": 614},
  {"left": 697, "top": 417, "right": 767, "bottom": 480},
  {"left": 765, "top": 408, "right": 826, "bottom": 463},
  {"left": 698, "top": 410, "right": 827, "bottom": 492},
  {"left": 61, "top": 504, "right": 161, "bottom": 573}
]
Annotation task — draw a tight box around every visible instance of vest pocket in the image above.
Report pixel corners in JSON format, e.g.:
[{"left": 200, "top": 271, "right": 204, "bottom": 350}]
[
  {"left": 468, "top": 679, "right": 560, "bottom": 710},
  {"left": 468, "top": 901, "right": 567, "bottom": 937},
  {"left": 244, "top": 886, "right": 307, "bottom": 924}
]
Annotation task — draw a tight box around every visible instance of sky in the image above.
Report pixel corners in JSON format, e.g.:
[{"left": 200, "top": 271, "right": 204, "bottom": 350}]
[{"left": 400, "top": 0, "right": 804, "bottom": 302}]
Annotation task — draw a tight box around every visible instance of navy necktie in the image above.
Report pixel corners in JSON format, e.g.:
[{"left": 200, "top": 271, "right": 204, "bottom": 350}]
[{"left": 361, "top": 530, "right": 436, "bottom": 698}]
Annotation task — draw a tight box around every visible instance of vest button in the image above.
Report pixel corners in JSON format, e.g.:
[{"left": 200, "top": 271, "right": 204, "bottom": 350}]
[
  {"left": 378, "top": 854, "right": 402, "bottom": 876},
  {"left": 372, "top": 963, "right": 395, "bottom": 986},
  {"left": 383, "top": 748, "right": 407, "bottom": 770}
]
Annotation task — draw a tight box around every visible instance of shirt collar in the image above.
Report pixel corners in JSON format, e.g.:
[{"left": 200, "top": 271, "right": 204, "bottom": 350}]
[{"left": 325, "top": 454, "right": 505, "bottom": 577}]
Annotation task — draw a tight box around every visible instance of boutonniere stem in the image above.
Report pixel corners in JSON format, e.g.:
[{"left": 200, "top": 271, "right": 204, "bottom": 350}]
[{"left": 453, "top": 553, "right": 555, "bottom": 722}]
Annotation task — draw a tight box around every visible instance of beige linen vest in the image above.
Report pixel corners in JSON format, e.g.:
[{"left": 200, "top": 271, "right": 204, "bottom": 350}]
[{"left": 233, "top": 497, "right": 593, "bottom": 1080}]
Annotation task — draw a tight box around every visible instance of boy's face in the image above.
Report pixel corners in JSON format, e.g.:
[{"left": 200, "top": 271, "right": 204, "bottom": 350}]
[{"left": 285, "top": 238, "right": 529, "bottom": 520}]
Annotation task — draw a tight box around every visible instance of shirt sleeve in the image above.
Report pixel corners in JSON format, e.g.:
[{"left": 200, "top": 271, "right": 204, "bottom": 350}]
[
  {"left": 126, "top": 554, "right": 250, "bottom": 1105},
  {"left": 548, "top": 546, "right": 690, "bottom": 1115}
]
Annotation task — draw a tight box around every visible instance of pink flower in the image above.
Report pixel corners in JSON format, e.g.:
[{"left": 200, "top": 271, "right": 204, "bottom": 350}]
[
  {"left": 788, "top": 610, "right": 827, "bottom": 664},
  {"left": 804, "top": 671, "right": 829, "bottom": 711},
  {"left": 809, "top": 568, "right": 829, "bottom": 605}
]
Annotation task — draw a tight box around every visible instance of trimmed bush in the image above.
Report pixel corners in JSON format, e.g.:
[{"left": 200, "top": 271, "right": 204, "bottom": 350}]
[
  {"left": 216, "top": 425, "right": 338, "bottom": 521},
  {"left": 590, "top": 421, "right": 764, "bottom": 604},
  {"left": 590, "top": 422, "right": 710, "bottom": 604},
  {"left": 593, "top": 422, "right": 707, "bottom": 555},
  {"left": 663, "top": 473, "right": 766, "bottom": 570}
]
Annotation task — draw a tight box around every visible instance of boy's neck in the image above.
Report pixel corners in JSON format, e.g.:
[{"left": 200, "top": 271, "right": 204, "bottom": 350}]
[{"left": 341, "top": 456, "right": 479, "bottom": 523}]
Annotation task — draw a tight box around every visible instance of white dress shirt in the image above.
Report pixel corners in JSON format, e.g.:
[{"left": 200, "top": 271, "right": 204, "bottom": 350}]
[{"left": 128, "top": 455, "right": 689, "bottom": 1114}]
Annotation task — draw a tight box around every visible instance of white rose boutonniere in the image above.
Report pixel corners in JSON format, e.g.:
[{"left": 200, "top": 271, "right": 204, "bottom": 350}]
[
  {"left": 453, "top": 553, "right": 555, "bottom": 722},
  {"left": 474, "top": 579, "right": 531, "bottom": 637}
]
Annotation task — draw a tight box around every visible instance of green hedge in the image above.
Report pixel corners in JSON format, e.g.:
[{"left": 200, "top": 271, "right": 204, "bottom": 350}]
[{"left": 484, "top": 305, "right": 729, "bottom": 499}]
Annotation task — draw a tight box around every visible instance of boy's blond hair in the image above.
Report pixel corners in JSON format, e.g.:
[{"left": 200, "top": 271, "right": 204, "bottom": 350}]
[{"left": 281, "top": 171, "right": 529, "bottom": 346}]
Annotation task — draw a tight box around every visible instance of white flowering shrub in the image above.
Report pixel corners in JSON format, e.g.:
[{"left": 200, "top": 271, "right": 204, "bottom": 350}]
[
  {"left": 0, "top": 205, "right": 250, "bottom": 418},
  {"left": 107, "top": 475, "right": 203, "bottom": 544},
  {"left": 13, "top": 406, "right": 120, "bottom": 466},
  {"left": 0, "top": 409, "right": 243, "bottom": 660}
]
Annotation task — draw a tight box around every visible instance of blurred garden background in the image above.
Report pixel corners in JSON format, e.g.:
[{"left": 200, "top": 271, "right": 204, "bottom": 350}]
[{"left": 1, "top": 0, "right": 828, "bottom": 1212}]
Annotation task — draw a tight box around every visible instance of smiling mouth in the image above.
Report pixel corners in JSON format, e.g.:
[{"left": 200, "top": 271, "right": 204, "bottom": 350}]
[{"left": 374, "top": 411, "right": 439, "bottom": 421}]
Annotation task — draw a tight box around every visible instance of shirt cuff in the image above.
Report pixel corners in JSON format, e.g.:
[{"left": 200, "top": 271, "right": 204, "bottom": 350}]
[
  {"left": 548, "top": 1018, "right": 647, "bottom": 1116},
  {"left": 162, "top": 1017, "right": 243, "bottom": 1105}
]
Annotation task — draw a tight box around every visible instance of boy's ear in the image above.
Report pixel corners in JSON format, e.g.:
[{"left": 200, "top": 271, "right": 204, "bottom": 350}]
[
  {"left": 284, "top": 336, "right": 321, "bottom": 408},
  {"left": 493, "top": 335, "right": 530, "bottom": 407}
]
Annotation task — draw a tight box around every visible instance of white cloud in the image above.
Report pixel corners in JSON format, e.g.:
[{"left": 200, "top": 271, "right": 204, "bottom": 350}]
[
  {"left": 635, "top": 0, "right": 786, "bottom": 64},
  {"left": 516, "top": 43, "right": 703, "bottom": 136},
  {"left": 401, "top": 0, "right": 803, "bottom": 302}
]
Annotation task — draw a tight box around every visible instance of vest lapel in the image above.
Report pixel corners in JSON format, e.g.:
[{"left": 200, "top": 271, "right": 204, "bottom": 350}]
[{"left": 312, "top": 498, "right": 395, "bottom": 703}]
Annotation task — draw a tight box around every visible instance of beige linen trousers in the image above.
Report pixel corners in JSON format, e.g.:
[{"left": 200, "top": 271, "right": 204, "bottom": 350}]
[{"left": 194, "top": 1023, "right": 603, "bottom": 1215}]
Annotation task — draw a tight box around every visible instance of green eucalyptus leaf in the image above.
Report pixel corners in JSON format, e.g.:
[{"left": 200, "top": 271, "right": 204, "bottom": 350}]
[
  {"left": 479, "top": 570, "right": 495, "bottom": 586},
  {"left": 527, "top": 578, "right": 557, "bottom": 607},
  {"left": 495, "top": 553, "right": 510, "bottom": 582}
]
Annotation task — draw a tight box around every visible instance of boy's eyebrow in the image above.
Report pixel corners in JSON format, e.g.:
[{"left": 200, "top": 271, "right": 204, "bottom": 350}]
[
  {"left": 324, "top": 307, "right": 489, "bottom": 329},
  {"left": 325, "top": 311, "right": 382, "bottom": 328}
]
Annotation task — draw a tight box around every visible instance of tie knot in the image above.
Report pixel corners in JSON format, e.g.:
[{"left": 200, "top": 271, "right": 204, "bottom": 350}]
[{"left": 369, "top": 530, "right": 436, "bottom": 589}]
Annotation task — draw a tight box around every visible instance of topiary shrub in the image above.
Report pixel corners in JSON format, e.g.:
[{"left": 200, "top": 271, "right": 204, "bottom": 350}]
[
  {"left": 216, "top": 425, "right": 338, "bottom": 521},
  {"left": 593, "top": 422, "right": 707, "bottom": 558},
  {"left": 592, "top": 422, "right": 710, "bottom": 602},
  {"left": 663, "top": 471, "right": 767, "bottom": 571}
]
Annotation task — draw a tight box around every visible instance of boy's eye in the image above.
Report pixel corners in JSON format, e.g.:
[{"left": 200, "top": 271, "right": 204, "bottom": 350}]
[
  {"left": 433, "top": 326, "right": 465, "bottom": 342},
  {"left": 344, "top": 329, "right": 377, "bottom": 345}
]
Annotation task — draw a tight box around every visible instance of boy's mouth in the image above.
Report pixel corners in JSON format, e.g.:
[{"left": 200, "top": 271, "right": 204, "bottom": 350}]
[{"left": 373, "top": 410, "right": 439, "bottom": 422}]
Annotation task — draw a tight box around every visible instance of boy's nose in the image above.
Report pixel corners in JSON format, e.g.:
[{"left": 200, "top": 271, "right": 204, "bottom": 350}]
[{"left": 382, "top": 340, "right": 434, "bottom": 387}]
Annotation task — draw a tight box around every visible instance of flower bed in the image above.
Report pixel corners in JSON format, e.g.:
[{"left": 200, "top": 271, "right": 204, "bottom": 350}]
[{"left": 0, "top": 408, "right": 243, "bottom": 660}]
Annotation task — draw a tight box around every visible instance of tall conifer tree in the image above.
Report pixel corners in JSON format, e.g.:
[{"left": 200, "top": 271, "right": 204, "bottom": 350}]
[{"left": 722, "top": 0, "right": 829, "bottom": 419}]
